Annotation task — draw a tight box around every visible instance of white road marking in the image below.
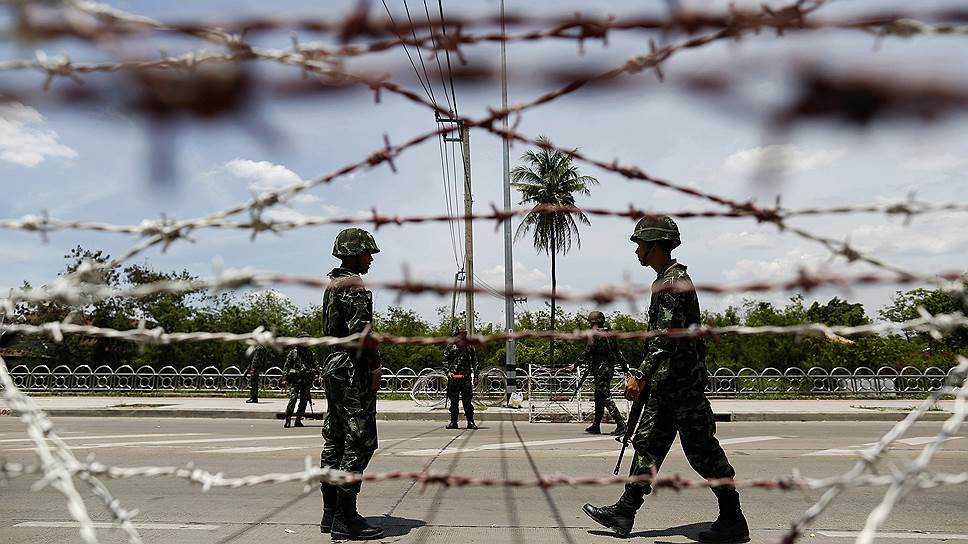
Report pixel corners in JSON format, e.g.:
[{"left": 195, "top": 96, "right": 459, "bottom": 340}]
[
  {"left": 818, "top": 530, "right": 968, "bottom": 540},
  {"left": 806, "top": 437, "right": 962, "bottom": 456},
  {"left": 578, "top": 436, "right": 789, "bottom": 457},
  {"left": 398, "top": 436, "right": 616, "bottom": 456},
  {"left": 0, "top": 433, "right": 210, "bottom": 444},
  {"left": 193, "top": 446, "right": 311, "bottom": 454},
  {"left": 14, "top": 522, "right": 219, "bottom": 530},
  {"left": 2, "top": 434, "right": 323, "bottom": 452}
]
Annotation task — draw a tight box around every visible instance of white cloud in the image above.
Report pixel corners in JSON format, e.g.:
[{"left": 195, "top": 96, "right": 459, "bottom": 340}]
[
  {"left": 708, "top": 230, "right": 773, "bottom": 250},
  {"left": 724, "top": 248, "right": 822, "bottom": 282},
  {"left": 225, "top": 158, "right": 302, "bottom": 193},
  {"left": 722, "top": 144, "right": 847, "bottom": 178},
  {"left": 484, "top": 261, "right": 550, "bottom": 290},
  {"left": 0, "top": 102, "right": 77, "bottom": 166},
  {"left": 902, "top": 152, "right": 966, "bottom": 172},
  {"left": 851, "top": 213, "right": 968, "bottom": 256},
  {"left": 226, "top": 158, "right": 345, "bottom": 218}
]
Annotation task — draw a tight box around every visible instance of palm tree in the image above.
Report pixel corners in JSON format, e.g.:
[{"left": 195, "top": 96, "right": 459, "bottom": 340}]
[{"left": 511, "top": 136, "right": 599, "bottom": 367}]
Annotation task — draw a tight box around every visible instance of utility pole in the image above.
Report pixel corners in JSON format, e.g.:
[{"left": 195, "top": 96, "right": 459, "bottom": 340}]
[
  {"left": 460, "top": 121, "right": 475, "bottom": 336},
  {"left": 501, "top": 0, "right": 517, "bottom": 403},
  {"left": 440, "top": 116, "right": 474, "bottom": 335}
]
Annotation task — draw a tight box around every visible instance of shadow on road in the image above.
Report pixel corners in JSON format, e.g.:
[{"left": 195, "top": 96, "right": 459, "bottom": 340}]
[
  {"left": 372, "top": 514, "right": 426, "bottom": 537},
  {"left": 588, "top": 521, "right": 713, "bottom": 541}
]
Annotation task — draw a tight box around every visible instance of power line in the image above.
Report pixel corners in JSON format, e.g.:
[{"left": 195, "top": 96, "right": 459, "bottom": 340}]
[
  {"left": 423, "top": 0, "right": 455, "bottom": 116},
  {"left": 380, "top": 0, "right": 436, "bottom": 106},
  {"left": 402, "top": 0, "right": 439, "bottom": 107},
  {"left": 438, "top": 0, "right": 461, "bottom": 118}
]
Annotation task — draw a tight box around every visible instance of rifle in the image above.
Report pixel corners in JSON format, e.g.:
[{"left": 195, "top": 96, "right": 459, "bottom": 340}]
[
  {"left": 573, "top": 365, "right": 590, "bottom": 399},
  {"left": 613, "top": 369, "right": 649, "bottom": 476}
]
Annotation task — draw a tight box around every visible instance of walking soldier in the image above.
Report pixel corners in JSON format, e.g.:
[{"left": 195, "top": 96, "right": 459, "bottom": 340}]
[
  {"left": 318, "top": 228, "right": 385, "bottom": 540},
  {"left": 282, "top": 340, "right": 315, "bottom": 428},
  {"left": 582, "top": 216, "right": 750, "bottom": 543},
  {"left": 573, "top": 310, "right": 628, "bottom": 435}
]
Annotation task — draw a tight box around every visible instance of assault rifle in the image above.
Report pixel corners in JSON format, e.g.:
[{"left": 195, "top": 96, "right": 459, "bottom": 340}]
[{"left": 613, "top": 369, "right": 649, "bottom": 476}]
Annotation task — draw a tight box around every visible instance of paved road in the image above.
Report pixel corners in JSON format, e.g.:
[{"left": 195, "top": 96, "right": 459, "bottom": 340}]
[{"left": 1, "top": 416, "right": 966, "bottom": 543}]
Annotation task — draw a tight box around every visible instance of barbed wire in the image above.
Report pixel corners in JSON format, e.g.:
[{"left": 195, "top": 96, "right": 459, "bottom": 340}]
[
  {"left": 779, "top": 355, "right": 968, "bottom": 544},
  {"left": 0, "top": 354, "right": 141, "bottom": 544},
  {"left": 1, "top": 451, "right": 966, "bottom": 493},
  {"left": 1, "top": 310, "right": 965, "bottom": 355},
  {"left": 4, "top": 198, "right": 968, "bottom": 241},
  {"left": 10, "top": 1, "right": 968, "bottom": 60},
  {"left": 2, "top": 265, "right": 966, "bottom": 315},
  {"left": 3, "top": 2, "right": 968, "bottom": 543}
]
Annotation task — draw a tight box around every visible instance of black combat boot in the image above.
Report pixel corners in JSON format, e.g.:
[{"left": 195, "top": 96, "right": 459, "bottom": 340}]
[
  {"left": 245, "top": 398, "right": 258, "bottom": 403},
  {"left": 610, "top": 410, "right": 627, "bottom": 436},
  {"left": 698, "top": 486, "right": 750, "bottom": 543},
  {"left": 582, "top": 486, "right": 644, "bottom": 538},
  {"left": 319, "top": 483, "right": 337, "bottom": 533},
  {"left": 586, "top": 403, "right": 604, "bottom": 434},
  {"left": 294, "top": 418, "right": 305, "bottom": 428},
  {"left": 466, "top": 418, "right": 478, "bottom": 430},
  {"left": 446, "top": 413, "right": 459, "bottom": 429},
  {"left": 283, "top": 418, "right": 292, "bottom": 428},
  {"left": 331, "top": 489, "right": 385, "bottom": 540}
]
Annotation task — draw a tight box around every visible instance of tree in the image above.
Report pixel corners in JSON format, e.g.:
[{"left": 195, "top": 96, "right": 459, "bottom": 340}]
[{"left": 511, "top": 136, "right": 599, "bottom": 367}]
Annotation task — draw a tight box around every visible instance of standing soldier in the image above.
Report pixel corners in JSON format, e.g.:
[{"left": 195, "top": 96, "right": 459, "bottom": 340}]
[
  {"left": 582, "top": 217, "right": 749, "bottom": 543},
  {"left": 318, "top": 228, "right": 384, "bottom": 540},
  {"left": 283, "top": 337, "right": 315, "bottom": 428},
  {"left": 572, "top": 311, "right": 628, "bottom": 435},
  {"left": 245, "top": 345, "right": 267, "bottom": 403},
  {"left": 444, "top": 328, "right": 478, "bottom": 430}
]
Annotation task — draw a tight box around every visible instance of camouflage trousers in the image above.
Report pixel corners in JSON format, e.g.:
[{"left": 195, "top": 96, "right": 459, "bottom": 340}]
[
  {"left": 247, "top": 372, "right": 261, "bottom": 401},
  {"left": 447, "top": 377, "right": 474, "bottom": 420},
  {"left": 320, "top": 367, "right": 378, "bottom": 493},
  {"left": 592, "top": 374, "right": 622, "bottom": 425},
  {"left": 627, "top": 387, "right": 735, "bottom": 495},
  {"left": 284, "top": 380, "right": 311, "bottom": 420}
]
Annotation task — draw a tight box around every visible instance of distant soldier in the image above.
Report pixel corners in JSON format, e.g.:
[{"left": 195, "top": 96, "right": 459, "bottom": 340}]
[
  {"left": 283, "top": 339, "right": 316, "bottom": 428},
  {"left": 245, "top": 345, "right": 268, "bottom": 403},
  {"left": 318, "top": 228, "right": 384, "bottom": 540},
  {"left": 444, "top": 328, "right": 478, "bottom": 430},
  {"left": 572, "top": 310, "right": 628, "bottom": 435},
  {"left": 583, "top": 216, "right": 749, "bottom": 542}
]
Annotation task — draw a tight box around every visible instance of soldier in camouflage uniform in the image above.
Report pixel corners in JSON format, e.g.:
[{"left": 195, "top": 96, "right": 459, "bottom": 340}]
[
  {"left": 444, "top": 328, "right": 478, "bottom": 430},
  {"left": 282, "top": 340, "right": 316, "bottom": 428},
  {"left": 245, "top": 345, "right": 268, "bottom": 403},
  {"left": 318, "top": 228, "right": 384, "bottom": 540},
  {"left": 583, "top": 217, "right": 749, "bottom": 543},
  {"left": 572, "top": 311, "right": 629, "bottom": 436}
]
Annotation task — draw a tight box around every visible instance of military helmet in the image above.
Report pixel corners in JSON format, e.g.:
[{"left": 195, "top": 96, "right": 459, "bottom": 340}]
[
  {"left": 630, "top": 216, "right": 680, "bottom": 249},
  {"left": 332, "top": 228, "right": 380, "bottom": 258},
  {"left": 587, "top": 310, "right": 606, "bottom": 324}
]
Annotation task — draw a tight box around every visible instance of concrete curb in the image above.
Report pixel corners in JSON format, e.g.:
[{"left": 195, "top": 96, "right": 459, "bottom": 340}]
[{"left": 29, "top": 408, "right": 952, "bottom": 422}]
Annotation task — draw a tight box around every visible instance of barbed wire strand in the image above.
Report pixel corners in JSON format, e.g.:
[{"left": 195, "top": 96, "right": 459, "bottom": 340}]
[
  {"left": 0, "top": 355, "right": 142, "bottom": 544},
  {"left": 778, "top": 355, "right": 968, "bottom": 544},
  {"left": 1, "top": 309, "right": 965, "bottom": 355}
]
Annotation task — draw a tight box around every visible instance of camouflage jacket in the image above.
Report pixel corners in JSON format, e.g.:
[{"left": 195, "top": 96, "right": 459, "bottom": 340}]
[
  {"left": 444, "top": 344, "right": 478, "bottom": 377},
  {"left": 578, "top": 332, "right": 629, "bottom": 379},
  {"left": 638, "top": 260, "right": 708, "bottom": 393},
  {"left": 283, "top": 346, "right": 316, "bottom": 384},
  {"left": 319, "top": 267, "right": 381, "bottom": 377},
  {"left": 247, "top": 346, "right": 269, "bottom": 374}
]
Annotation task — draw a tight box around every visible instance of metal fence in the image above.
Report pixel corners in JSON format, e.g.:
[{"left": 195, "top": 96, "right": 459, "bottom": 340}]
[{"left": 1, "top": 363, "right": 956, "bottom": 396}]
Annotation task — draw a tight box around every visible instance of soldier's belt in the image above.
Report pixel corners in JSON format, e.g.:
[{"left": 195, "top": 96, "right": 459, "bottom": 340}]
[{"left": 448, "top": 374, "right": 466, "bottom": 379}]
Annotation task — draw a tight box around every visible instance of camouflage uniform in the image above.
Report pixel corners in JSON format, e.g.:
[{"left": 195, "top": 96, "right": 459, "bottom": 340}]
[
  {"left": 626, "top": 259, "right": 735, "bottom": 494},
  {"left": 283, "top": 345, "right": 316, "bottom": 426},
  {"left": 444, "top": 343, "right": 478, "bottom": 427},
  {"left": 319, "top": 236, "right": 381, "bottom": 491},
  {"left": 582, "top": 216, "right": 748, "bottom": 543},
  {"left": 577, "top": 328, "right": 629, "bottom": 433},
  {"left": 318, "top": 228, "right": 384, "bottom": 540},
  {"left": 246, "top": 346, "right": 268, "bottom": 403}
]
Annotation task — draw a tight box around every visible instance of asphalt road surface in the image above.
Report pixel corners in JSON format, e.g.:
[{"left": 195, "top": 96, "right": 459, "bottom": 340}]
[{"left": 1, "top": 416, "right": 966, "bottom": 543}]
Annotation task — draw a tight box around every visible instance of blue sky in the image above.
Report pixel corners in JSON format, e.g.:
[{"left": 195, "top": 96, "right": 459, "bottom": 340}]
[{"left": 1, "top": 0, "right": 967, "bottom": 326}]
